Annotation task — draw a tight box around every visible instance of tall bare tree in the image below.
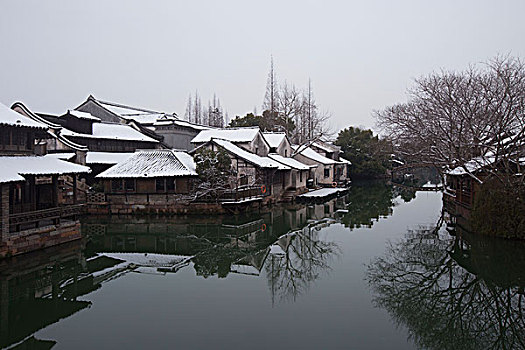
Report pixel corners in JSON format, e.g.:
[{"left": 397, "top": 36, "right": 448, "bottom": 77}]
[{"left": 262, "top": 55, "right": 279, "bottom": 117}]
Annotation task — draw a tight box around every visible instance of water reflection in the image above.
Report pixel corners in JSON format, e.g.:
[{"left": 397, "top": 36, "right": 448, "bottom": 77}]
[
  {"left": 0, "top": 240, "right": 117, "bottom": 349},
  {"left": 367, "top": 223, "right": 525, "bottom": 350},
  {"left": 0, "top": 182, "right": 405, "bottom": 349}
]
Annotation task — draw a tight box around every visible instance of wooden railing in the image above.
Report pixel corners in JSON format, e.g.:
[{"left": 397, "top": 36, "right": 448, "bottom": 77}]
[
  {"left": 9, "top": 204, "right": 85, "bottom": 226},
  {"left": 220, "top": 185, "right": 269, "bottom": 202},
  {"left": 195, "top": 184, "right": 269, "bottom": 203}
]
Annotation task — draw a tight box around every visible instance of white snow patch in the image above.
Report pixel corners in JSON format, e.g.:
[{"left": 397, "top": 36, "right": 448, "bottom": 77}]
[{"left": 299, "top": 188, "right": 347, "bottom": 198}]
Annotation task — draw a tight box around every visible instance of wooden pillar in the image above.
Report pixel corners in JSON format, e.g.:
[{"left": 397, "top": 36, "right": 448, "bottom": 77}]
[
  {"left": 72, "top": 174, "right": 77, "bottom": 204},
  {"left": 29, "top": 176, "right": 36, "bottom": 211},
  {"left": 1, "top": 185, "right": 9, "bottom": 243},
  {"left": 51, "top": 175, "right": 58, "bottom": 207}
]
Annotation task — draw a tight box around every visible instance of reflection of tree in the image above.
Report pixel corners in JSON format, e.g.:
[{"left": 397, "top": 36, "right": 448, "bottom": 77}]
[
  {"left": 366, "top": 226, "right": 525, "bottom": 350},
  {"left": 265, "top": 226, "right": 340, "bottom": 303},
  {"left": 340, "top": 181, "right": 396, "bottom": 229}
]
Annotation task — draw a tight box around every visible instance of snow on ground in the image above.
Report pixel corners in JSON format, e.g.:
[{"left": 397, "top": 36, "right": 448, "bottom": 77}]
[{"left": 299, "top": 188, "right": 347, "bottom": 198}]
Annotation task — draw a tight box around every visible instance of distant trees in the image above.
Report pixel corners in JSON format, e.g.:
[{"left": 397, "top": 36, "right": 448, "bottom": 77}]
[
  {"left": 184, "top": 91, "right": 225, "bottom": 127},
  {"left": 257, "top": 57, "right": 331, "bottom": 143},
  {"left": 375, "top": 56, "right": 525, "bottom": 176},
  {"left": 335, "top": 127, "right": 392, "bottom": 178}
]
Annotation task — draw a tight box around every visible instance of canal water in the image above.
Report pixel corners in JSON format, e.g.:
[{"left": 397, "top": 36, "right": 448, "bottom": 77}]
[{"left": 1, "top": 182, "right": 524, "bottom": 349}]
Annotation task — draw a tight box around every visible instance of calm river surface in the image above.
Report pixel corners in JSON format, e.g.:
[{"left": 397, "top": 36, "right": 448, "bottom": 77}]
[{"left": 1, "top": 182, "right": 524, "bottom": 349}]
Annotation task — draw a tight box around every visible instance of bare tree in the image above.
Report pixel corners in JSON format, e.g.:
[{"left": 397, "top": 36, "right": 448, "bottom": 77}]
[
  {"left": 263, "top": 55, "right": 279, "bottom": 116},
  {"left": 375, "top": 56, "right": 525, "bottom": 179}
]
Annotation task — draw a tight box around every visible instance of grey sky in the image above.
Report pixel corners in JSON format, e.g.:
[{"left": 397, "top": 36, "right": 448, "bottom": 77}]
[{"left": 1, "top": 0, "right": 524, "bottom": 133}]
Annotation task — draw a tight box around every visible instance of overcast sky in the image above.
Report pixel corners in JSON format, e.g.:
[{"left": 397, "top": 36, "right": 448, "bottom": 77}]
[{"left": 1, "top": 0, "right": 524, "bottom": 133}]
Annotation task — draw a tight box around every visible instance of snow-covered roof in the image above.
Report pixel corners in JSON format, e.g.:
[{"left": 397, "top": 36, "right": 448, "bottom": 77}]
[
  {"left": 96, "top": 149, "right": 197, "bottom": 178},
  {"left": 268, "top": 154, "right": 311, "bottom": 170},
  {"left": 212, "top": 139, "right": 289, "bottom": 170},
  {"left": 312, "top": 141, "right": 340, "bottom": 153},
  {"left": 122, "top": 113, "right": 165, "bottom": 125},
  {"left": 67, "top": 110, "right": 101, "bottom": 121},
  {"left": 79, "top": 96, "right": 174, "bottom": 126},
  {"left": 263, "top": 132, "right": 287, "bottom": 149},
  {"left": 0, "top": 156, "right": 90, "bottom": 184},
  {"left": 154, "top": 116, "right": 210, "bottom": 131},
  {"left": 446, "top": 156, "right": 496, "bottom": 176},
  {"left": 86, "top": 152, "right": 133, "bottom": 165},
  {"left": 0, "top": 102, "right": 46, "bottom": 129},
  {"left": 91, "top": 98, "right": 160, "bottom": 116},
  {"left": 99, "top": 252, "right": 190, "bottom": 268},
  {"left": 192, "top": 127, "right": 260, "bottom": 144},
  {"left": 294, "top": 146, "right": 338, "bottom": 165},
  {"left": 339, "top": 156, "right": 352, "bottom": 165},
  {"left": 44, "top": 152, "right": 76, "bottom": 161},
  {"left": 61, "top": 122, "right": 159, "bottom": 143}
]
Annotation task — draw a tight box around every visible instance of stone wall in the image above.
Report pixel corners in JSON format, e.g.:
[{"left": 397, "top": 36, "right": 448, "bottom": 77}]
[
  {"left": 0, "top": 221, "right": 81, "bottom": 258},
  {"left": 87, "top": 193, "right": 271, "bottom": 215}
]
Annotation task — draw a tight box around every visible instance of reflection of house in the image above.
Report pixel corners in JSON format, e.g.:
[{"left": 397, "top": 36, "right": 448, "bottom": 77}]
[
  {"left": 0, "top": 240, "right": 89, "bottom": 348},
  {"left": 94, "top": 149, "right": 198, "bottom": 214},
  {"left": 0, "top": 103, "right": 91, "bottom": 257}
]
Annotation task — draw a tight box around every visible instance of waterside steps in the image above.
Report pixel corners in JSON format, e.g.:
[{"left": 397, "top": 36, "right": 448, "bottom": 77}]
[{"left": 296, "top": 187, "right": 349, "bottom": 204}]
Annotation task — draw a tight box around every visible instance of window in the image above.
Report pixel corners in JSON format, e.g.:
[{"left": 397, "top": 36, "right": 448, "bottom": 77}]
[
  {"left": 125, "top": 179, "right": 136, "bottom": 192},
  {"left": 0, "top": 129, "right": 8, "bottom": 147},
  {"left": 167, "top": 179, "right": 176, "bottom": 192},
  {"left": 285, "top": 149, "right": 288, "bottom": 157},
  {"left": 255, "top": 147, "right": 259, "bottom": 155},
  {"left": 324, "top": 168, "right": 330, "bottom": 178},
  {"left": 300, "top": 171, "right": 303, "bottom": 182},
  {"left": 156, "top": 179, "right": 165, "bottom": 192},
  {"left": 11, "top": 131, "right": 19, "bottom": 146},
  {"left": 111, "top": 180, "right": 124, "bottom": 192}
]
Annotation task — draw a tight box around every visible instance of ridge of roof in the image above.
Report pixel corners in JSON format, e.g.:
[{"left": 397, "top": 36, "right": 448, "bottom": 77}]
[{"left": 89, "top": 95, "right": 161, "bottom": 114}]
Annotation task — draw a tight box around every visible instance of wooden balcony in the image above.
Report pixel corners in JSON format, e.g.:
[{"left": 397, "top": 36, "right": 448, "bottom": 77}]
[{"left": 9, "top": 204, "right": 85, "bottom": 227}]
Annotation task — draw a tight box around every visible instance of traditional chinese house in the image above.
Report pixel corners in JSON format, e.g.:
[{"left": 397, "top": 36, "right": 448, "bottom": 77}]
[
  {"left": 0, "top": 103, "right": 91, "bottom": 257},
  {"left": 94, "top": 149, "right": 198, "bottom": 214},
  {"left": 193, "top": 138, "right": 290, "bottom": 200},
  {"left": 262, "top": 132, "right": 293, "bottom": 157},
  {"left": 75, "top": 95, "right": 209, "bottom": 150},
  {"left": 292, "top": 145, "right": 347, "bottom": 186},
  {"left": 310, "top": 141, "right": 351, "bottom": 184},
  {"left": 191, "top": 127, "right": 271, "bottom": 156}
]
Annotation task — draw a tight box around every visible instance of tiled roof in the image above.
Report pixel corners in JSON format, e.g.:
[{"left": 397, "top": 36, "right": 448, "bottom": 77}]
[
  {"left": 293, "top": 146, "right": 338, "bottom": 165},
  {"left": 192, "top": 127, "right": 260, "bottom": 144},
  {"left": 263, "top": 132, "right": 287, "bottom": 148},
  {"left": 67, "top": 110, "right": 101, "bottom": 121},
  {"left": 212, "top": 139, "right": 289, "bottom": 170},
  {"left": 267, "top": 154, "right": 311, "bottom": 170},
  {"left": 96, "top": 149, "right": 197, "bottom": 178},
  {"left": 0, "top": 156, "right": 90, "bottom": 184},
  {"left": 86, "top": 152, "right": 134, "bottom": 165},
  {"left": 0, "top": 102, "right": 46, "bottom": 129},
  {"left": 61, "top": 122, "right": 159, "bottom": 143}
]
